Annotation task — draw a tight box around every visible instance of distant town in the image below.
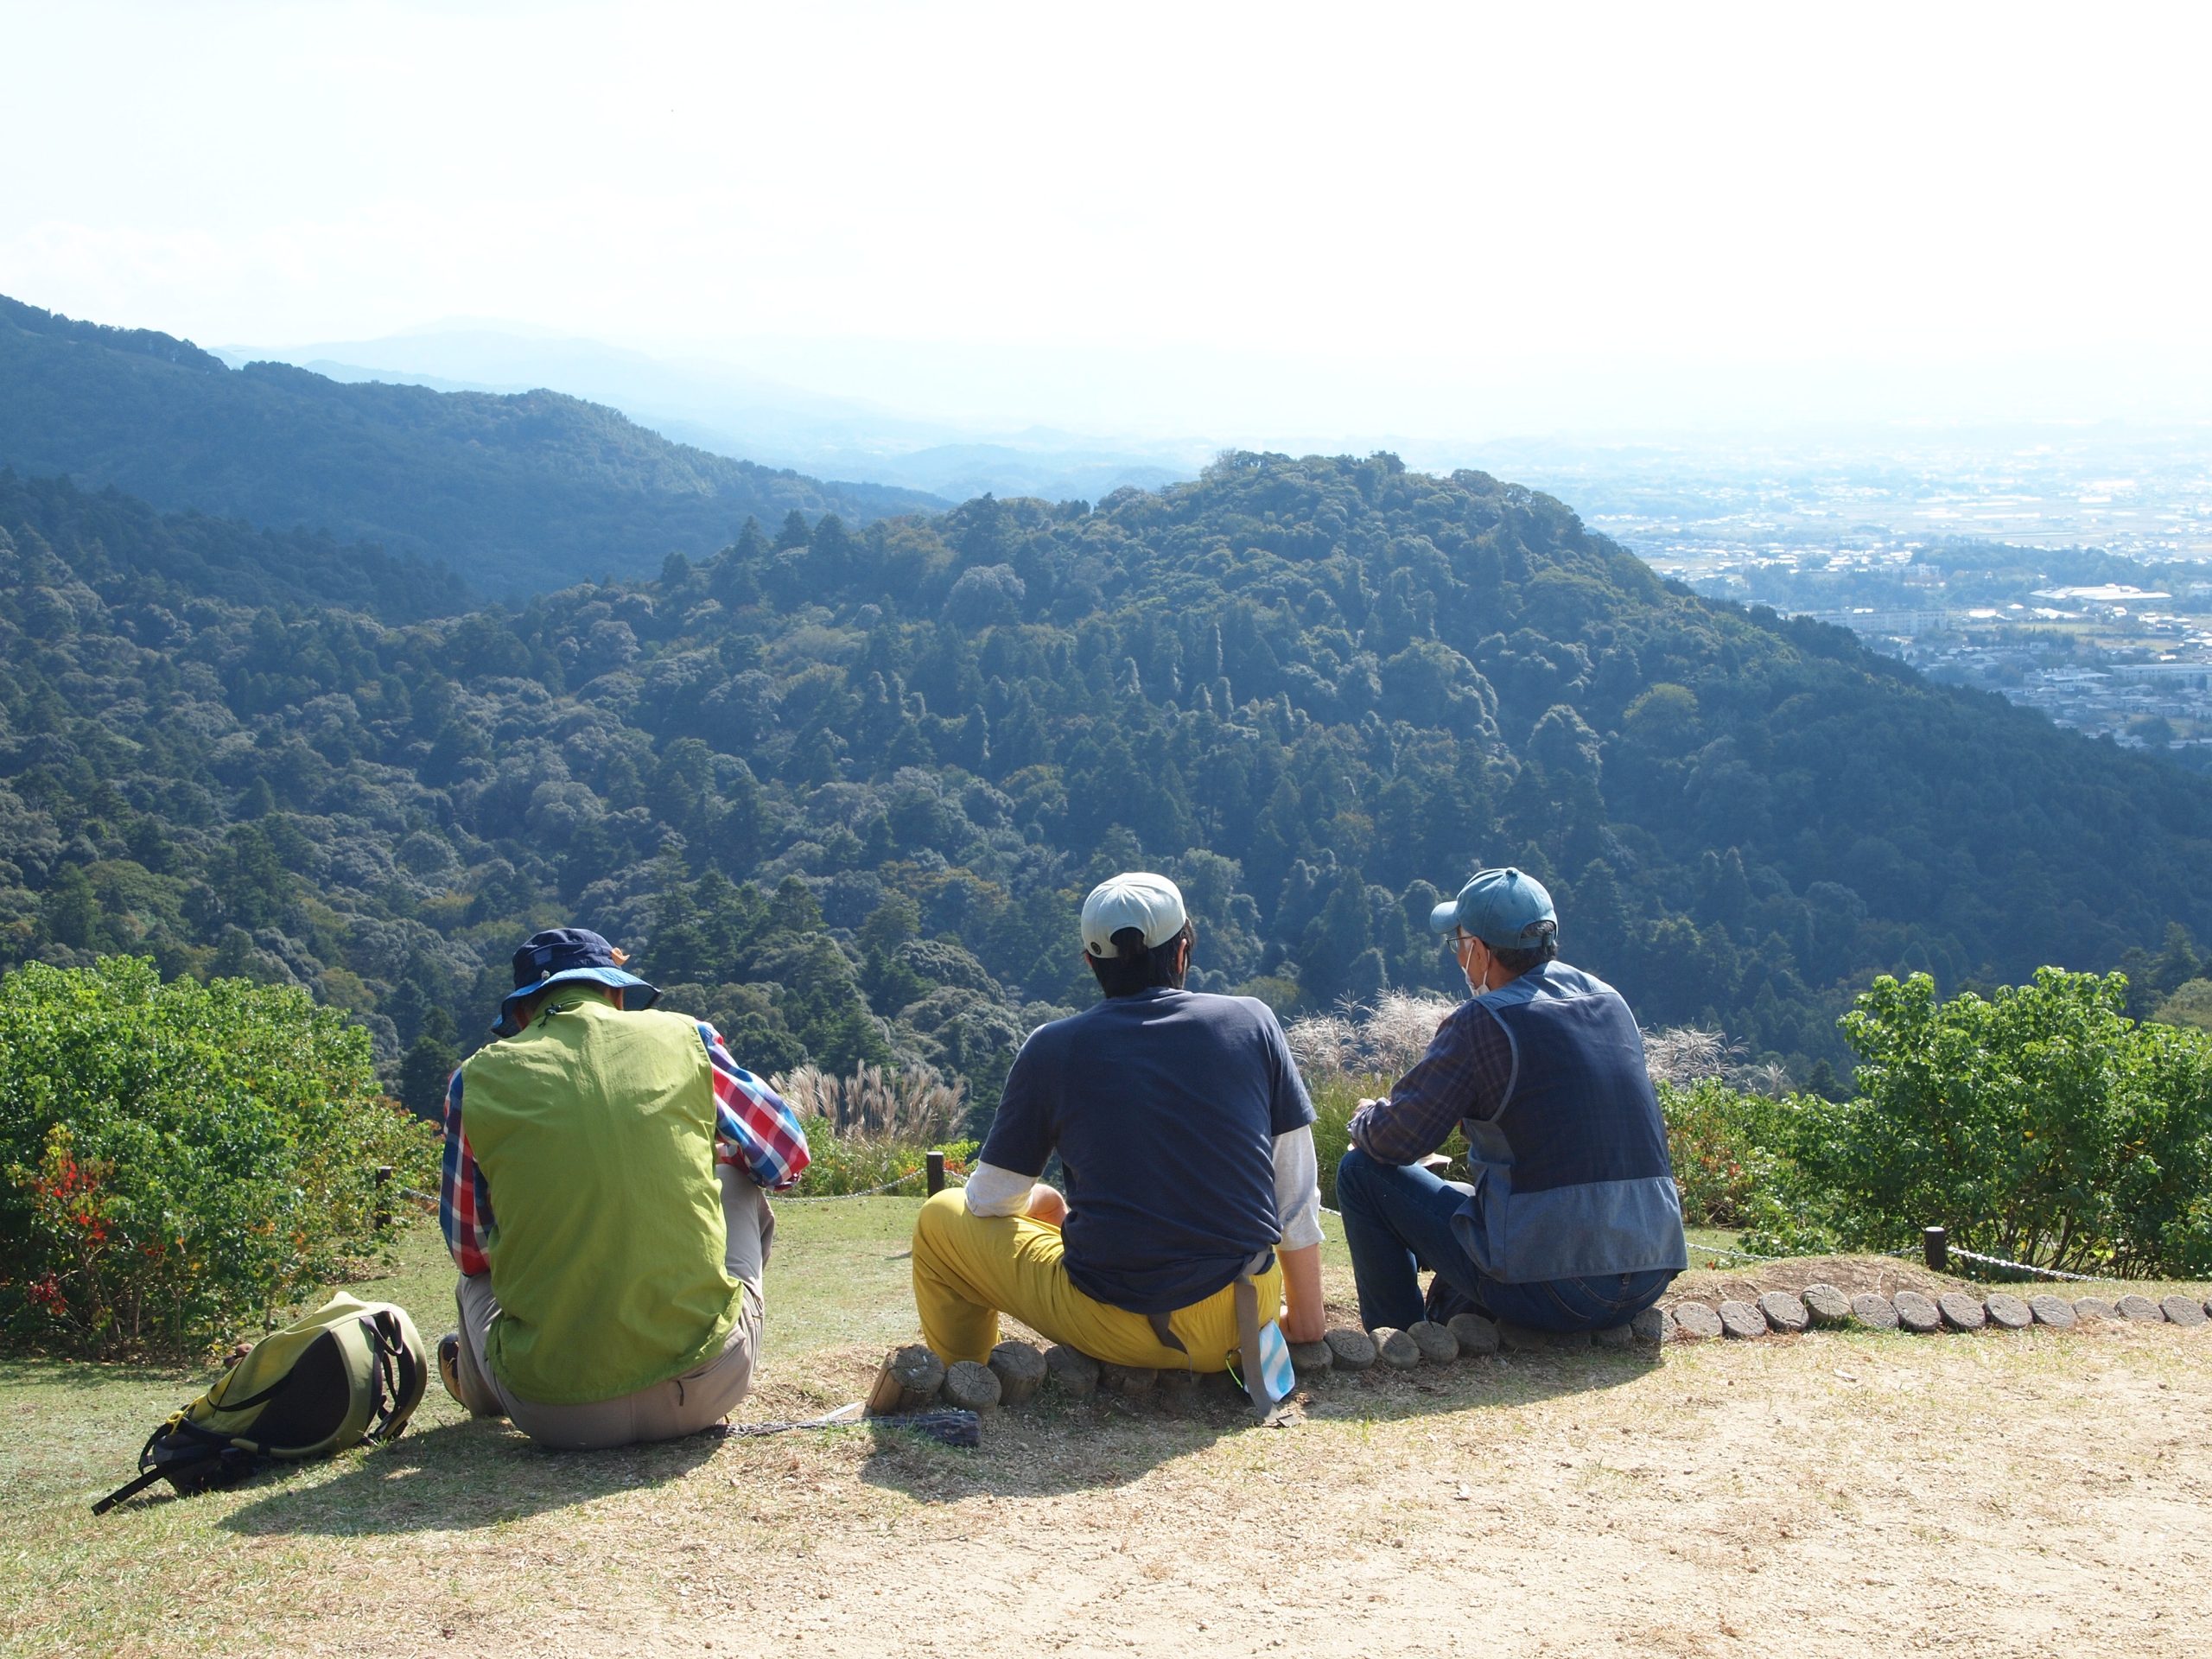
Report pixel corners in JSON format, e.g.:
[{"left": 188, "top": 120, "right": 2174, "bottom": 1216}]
[{"left": 1510, "top": 426, "right": 2212, "bottom": 762}]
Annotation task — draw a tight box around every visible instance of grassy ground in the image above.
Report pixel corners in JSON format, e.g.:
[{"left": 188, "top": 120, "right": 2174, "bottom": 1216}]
[{"left": 4, "top": 1201, "right": 2209, "bottom": 1657}]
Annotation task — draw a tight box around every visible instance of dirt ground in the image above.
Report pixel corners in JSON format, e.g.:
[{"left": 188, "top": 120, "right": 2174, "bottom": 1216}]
[
  {"left": 26, "top": 1319, "right": 2196, "bottom": 1659},
  {"left": 10, "top": 1221, "right": 2208, "bottom": 1659}
]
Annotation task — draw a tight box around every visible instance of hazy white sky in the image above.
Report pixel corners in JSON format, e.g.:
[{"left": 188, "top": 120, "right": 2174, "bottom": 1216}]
[{"left": 4, "top": 0, "right": 2209, "bottom": 439}]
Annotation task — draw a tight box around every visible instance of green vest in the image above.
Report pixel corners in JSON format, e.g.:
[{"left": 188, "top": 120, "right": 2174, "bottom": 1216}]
[{"left": 460, "top": 995, "right": 739, "bottom": 1404}]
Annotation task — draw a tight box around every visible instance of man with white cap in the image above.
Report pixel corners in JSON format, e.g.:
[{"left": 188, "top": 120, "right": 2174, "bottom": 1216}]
[
  {"left": 1336, "top": 868, "right": 1687, "bottom": 1335},
  {"left": 902, "top": 873, "right": 1325, "bottom": 1388}
]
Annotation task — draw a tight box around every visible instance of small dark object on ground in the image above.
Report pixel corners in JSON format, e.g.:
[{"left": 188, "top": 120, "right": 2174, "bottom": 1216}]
[
  {"left": 727, "top": 1408, "right": 980, "bottom": 1448},
  {"left": 1324, "top": 1327, "right": 1376, "bottom": 1371},
  {"left": 1758, "top": 1291, "right": 1811, "bottom": 1334},
  {"left": 1287, "top": 1339, "right": 1334, "bottom": 1377},
  {"left": 1717, "top": 1300, "right": 1766, "bottom": 1340},
  {"left": 1545, "top": 1326, "right": 1592, "bottom": 1351},
  {"left": 1671, "top": 1302, "right": 1723, "bottom": 1341},
  {"left": 1448, "top": 1313, "right": 1501, "bottom": 1354},
  {"left": 988, "top": 1340, "right": 1047, "bottom": 1407},
  {"left": 1892, "top": 1290, "right": 1941, "bottom": 1334},
  {"left": 1849, "top": 1294, "right": 1899, "bottom": 1332},
  {"left": 1937, "top": 1292, "right": 1986, "bottom": 1332},
  {"left": 1407, "top": 1320, "right": 1459, "bottom": 1363},
  {"left": 1045, "top": 1345, "right": 1100, "bottom": 1397},
  {"left": 1592, "top": 1321, "right": 1633, "bottom": 1349},
  {"left": 2028, "top": 1294, "right": 2075, "bottom": 1329},
  {"left": 943, "top": 1360, "right": 1001, "bottom": 1412},
  {"left": 1984, "top": 1294, "right": 2033, "bottom": 1331}
]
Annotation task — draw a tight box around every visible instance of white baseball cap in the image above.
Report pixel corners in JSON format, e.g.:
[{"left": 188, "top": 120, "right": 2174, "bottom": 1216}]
[{"left": 1080, "top": 872, "right": 1188, "bottom": 958}]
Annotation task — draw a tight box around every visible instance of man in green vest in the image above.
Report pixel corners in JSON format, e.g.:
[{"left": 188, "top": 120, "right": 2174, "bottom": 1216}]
[{"left": 435, "top": 928, "right": 811, "bottom": 1448}]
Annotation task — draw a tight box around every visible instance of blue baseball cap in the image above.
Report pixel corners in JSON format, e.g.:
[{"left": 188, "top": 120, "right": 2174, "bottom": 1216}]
[
  {"left": 493, "top": 927, "right": 660, "bottom": 1037},
  {"left": 1429, "top": 868, "right": 1558, "bottom": 950}
]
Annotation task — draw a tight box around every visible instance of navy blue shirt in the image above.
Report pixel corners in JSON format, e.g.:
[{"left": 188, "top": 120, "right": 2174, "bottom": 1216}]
[{"left": 982, "top": 988, "right": 1315, "bottom": 1315}]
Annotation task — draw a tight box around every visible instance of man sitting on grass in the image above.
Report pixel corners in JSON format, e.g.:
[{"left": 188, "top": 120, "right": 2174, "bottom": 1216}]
[
  {"left": 899, "top": 873, "right": 1325, "bottom": 1391},
  {"left": 437, "top": 928, "right": 809, "bottom": 1448},
  {"left": 1336, "top": 868, "right": 1687, "bottom": 1336}
]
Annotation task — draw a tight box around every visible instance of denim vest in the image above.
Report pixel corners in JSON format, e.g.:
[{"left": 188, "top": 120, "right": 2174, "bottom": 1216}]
[{"left": 1450, "top": 963, "right": 1689, "bottom": 1283}]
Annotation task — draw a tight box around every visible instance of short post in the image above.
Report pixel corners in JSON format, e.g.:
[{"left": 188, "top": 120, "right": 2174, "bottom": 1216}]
[
  {"left": 1923, "top": 1225, "right": 1948, "bottom": 1272},
  {"left": 374, "top": 1165, "right": 393, "bottom": 1232},
  {"left": 925, "top": 1150, "right": 946, "bottom": 1196}
]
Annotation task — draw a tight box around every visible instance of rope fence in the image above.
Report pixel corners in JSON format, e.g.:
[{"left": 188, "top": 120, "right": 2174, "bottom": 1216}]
[
  {"left": 1943, "top": 1245, "right": 2098, "bottom": 1282},
  {"left": 382, "top": 1159, "right": 2125, "bottom": 1287},
  {"left": 784, "top": 1149, "right": 969, "bottom": 1204}
]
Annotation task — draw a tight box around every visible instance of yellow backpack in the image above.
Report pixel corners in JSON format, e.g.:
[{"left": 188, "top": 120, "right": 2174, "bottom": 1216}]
[{"left": 95, "top": 1293, "right": 426, "bottom": 1515}]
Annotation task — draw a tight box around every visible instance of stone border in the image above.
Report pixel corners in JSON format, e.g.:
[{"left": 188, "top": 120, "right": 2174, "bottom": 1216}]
[
  {"left": 1656, "top": 1284, "right": 2212, "bottom": 1345},
  {"left": 866, "top": 1287, "right": 2212, "bottom": 1420}
]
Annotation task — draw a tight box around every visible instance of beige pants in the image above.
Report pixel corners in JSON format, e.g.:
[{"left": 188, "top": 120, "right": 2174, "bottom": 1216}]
[{"left": 448, "top": 1165, "right": 772, "bottom": 1449}]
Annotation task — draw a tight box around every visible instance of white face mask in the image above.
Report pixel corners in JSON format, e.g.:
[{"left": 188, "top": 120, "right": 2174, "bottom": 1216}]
[{"left": 1455, "top": 933, "right": 1489, "bottom": 995}]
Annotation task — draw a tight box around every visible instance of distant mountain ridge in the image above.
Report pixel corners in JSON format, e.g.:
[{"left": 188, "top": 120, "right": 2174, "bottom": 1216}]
[
  {"left": 0, "top": 295, "right": 946, "bottom": 596},
  {"left": 214, "top": 321, "right": 1210, "bottom": 506}
]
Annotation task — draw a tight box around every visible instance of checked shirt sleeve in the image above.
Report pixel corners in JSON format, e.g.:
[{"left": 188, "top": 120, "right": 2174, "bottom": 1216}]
[
  {"left": 700, "top": 1024, "right": 811, "bottom": 1192},
  {"left": 439, "top": 1067, "right": 494, "bottom": 1277},
  {"left": 1348, "top": 1000, "right": 1515, "bottom": 1166}
]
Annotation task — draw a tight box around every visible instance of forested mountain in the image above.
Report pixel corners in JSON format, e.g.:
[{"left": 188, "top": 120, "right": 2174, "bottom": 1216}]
[
  {"left": 0, "top": 472, "right": 467, "bottom": 622},
  {"left": 4, "top": 450, "right": 2209, "bottom": 1131},
  {"left": 0, "top": 295, "right": 943, "bottom": 597}
]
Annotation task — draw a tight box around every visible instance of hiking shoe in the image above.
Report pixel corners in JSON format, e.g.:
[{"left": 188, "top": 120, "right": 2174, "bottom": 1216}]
[{"left": 437, "top": 1332, "right": 468, "bottom": 1407}]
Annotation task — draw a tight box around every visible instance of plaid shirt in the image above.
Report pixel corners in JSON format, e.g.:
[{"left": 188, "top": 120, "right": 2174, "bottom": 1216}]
[
  {"left": 1347, "top": 995, "right": 1516, "bottom": 1166},
  {"left": 441, "top": 1020, "right": 810, "bottom": 1278}
]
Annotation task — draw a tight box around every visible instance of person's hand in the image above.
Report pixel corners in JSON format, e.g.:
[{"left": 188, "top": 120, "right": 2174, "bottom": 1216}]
[{"left": 1024, "top": 1183, "right": 1068, "bottom": 1228}]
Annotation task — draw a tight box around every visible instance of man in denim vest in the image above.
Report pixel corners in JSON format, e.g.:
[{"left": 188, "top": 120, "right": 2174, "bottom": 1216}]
[{"left": 1337, "top": 869, "right": 1686, "bottom": 1334}]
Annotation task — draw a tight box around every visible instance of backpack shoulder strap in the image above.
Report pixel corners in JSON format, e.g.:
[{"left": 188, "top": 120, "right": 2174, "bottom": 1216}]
[
  {"left": 92, "top": 1467, "right": 171, "bottom": 1516},
  {"left": 361, "top": 1307, "right": 429, "bottom": 1442}
]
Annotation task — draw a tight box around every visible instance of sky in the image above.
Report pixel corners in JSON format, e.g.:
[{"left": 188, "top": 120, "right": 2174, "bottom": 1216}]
[{"left": 4, "top": 0, "right": 2210, "bottom": 442}]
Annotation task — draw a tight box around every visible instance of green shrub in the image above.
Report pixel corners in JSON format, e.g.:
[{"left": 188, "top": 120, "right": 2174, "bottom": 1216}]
[
  {"left": 788, "top": 1121, "right": 977, "bottom": 1198},
  {"left": 1659, "top": 1077, "right": 1767, "bottom": 1227},
  {"left": 0, "top": 956, "right": 440, "bottom": 1358},
  {"left": 1307, "top": 1075, "right": 1365, "bottom": 1209},
  {"left": 1306, "top": 1073, "right": 1473, "bottom": 1210},
  {"left": 1794, "top": 969, "right": 2212, "bottom": 1276}
]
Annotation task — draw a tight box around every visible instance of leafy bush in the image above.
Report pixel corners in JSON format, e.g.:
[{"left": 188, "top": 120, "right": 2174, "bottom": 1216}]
[
  {"left": 1658, "top": 1078, "right": 1777, "bottom": 1228},
  {"left": 787, "top": 1121, "right": 977, "bottom": 1198},
  {"left": 1793, "top": 969, "right": 2212, "bottom": 1276},
  {"left": 0, "top": 957, "right": 440, "bottom": 1357},
  {"left": 1656, "top": 1078, "right": 1834, "bottom": 1255}
]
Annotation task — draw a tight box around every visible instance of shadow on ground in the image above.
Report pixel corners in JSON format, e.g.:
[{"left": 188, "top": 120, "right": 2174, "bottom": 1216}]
[
  {"left": 855, "top": 1346, "right": 1661, "bottom": 1503},
  {"left": 217, "top": 1418, "right": 722, "bottom": 1535}
]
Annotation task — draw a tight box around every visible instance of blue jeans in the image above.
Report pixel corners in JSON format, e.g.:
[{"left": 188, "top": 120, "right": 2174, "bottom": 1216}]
[{"left": 1335, "top": 1147, "right": 1675, "bottom": 1333}]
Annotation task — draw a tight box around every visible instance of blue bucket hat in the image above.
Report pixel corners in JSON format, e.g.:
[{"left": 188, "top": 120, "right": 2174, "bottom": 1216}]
[
  {"left": 1429, "top": 868, "right": 1558, "bottom": 950},
  {"left": 493, "top": 927, "right": 660, "bottom": 1037}
]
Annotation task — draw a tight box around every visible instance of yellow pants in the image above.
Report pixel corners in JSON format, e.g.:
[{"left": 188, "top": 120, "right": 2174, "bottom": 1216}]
[{"left": 910, "top": 1187, "right": 1281, "bottom": 1370}]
